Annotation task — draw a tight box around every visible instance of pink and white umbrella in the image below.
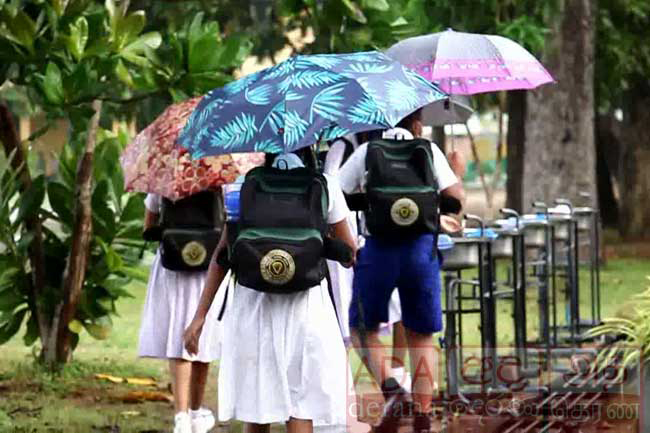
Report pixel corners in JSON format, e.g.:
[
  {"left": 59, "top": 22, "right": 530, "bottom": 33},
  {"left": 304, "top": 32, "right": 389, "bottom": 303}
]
[{"left": 386, "top": 29, "right": 553, "bottom": 95}]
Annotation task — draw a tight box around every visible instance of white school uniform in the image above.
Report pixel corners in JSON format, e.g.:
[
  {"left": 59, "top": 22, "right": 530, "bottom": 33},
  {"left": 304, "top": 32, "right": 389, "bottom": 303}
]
[
  {"left": 323, "top": 135, "right": 358, "bottom": 340},
  {"left": 138, "top": 193, "right": 223, "bottom": 362},
  {"left": 217, "top": 171, "right": 353, "bottom": 428}
]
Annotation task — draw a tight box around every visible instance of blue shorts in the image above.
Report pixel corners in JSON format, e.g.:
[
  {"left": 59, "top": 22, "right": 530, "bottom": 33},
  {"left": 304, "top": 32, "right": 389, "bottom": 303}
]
[{"left": 349, "top": 234, "right": 442, "bottom": 335}]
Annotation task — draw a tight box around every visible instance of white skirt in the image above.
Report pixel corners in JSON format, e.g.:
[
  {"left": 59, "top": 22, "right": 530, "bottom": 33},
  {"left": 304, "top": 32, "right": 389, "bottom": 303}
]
[
  {"left": 218, "top": 280, "right": 352, "bottom": 427},
  {"left": 138, "top": 251, "right": 224, "bottom": 362}
]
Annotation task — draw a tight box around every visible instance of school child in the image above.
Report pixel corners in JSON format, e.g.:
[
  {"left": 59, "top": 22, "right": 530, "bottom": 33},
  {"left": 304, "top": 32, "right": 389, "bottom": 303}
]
[
  {"left": 339, "top": 109, "right": 466, "bottom": 433},
  {"left": 184, "top": 152, "right": 357, "bottom": 433},
  {"left": 139, "top": 192, "right": 226, "bottom": 433},
  {"left": 324, "top": 133, "right": 412, "bottom": 389}
]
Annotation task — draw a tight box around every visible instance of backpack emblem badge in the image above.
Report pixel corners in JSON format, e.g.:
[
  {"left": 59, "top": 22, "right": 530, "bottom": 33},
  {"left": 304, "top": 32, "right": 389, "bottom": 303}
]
[
  {"left": 182, "top": 241, "right": 207, "bottom": 266},
  {"left": 260, "top": 249, "right": 296, "bottom": 285},
  {"left": 391, "top": 197, "right": 419, "bottom": 226}
]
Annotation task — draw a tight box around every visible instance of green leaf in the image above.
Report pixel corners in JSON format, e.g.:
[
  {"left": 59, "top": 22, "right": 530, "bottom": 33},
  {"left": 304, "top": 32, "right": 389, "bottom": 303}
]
[
  {"left": 105, "top": 246, "right": 123, "bottom": 272},
  {"left": 0, "top": 289, "right": 24, "bottom": 312},
  {"left": 363, "top": 0, "right": 389, "bottom": 11},
  {"left": 120, "top": 195, "right": 144, "bottom": 224},
  {"left": 0, "top": 9, "right": 36, "bottom": 54},
  {"left": 66, "top": 16, "right": 89, "bottom": 62},
  {"left": 39, "top": 62, "right": 65, "bottom": 105},
  {"left": 121, "top": 32, "right": 162, "bottom": 66},
  {"left": 92, "top": 180, "right": 116, "bottom": 242},
  {"left": 341, "top": 0, "right": 367, "bottom": 23},
  {"left": 115, "top": 59, "right": 134, "bottom": 87},
  {"left": 120, "top": 10, "right": 146, "bottom": 45},
  {"left": 0, "top": 308, "right": 27, "bottom": 344},
  {"left": 216, "top": 34, "right": 252, "bottom": 70},
  {"left": 16, "top": 175, "right": 45, "bottom": 225},
  {"left": 188, "top": 20, "right": 222, "bottom": 73},
  {"left": 84, "top": 315, "right": 112, "bottom": 340},
  {"left": 47, "top": 181, "right": 74, "bottom": 226},
  {"left": 16, "top": 231, "right": 35, "bottom": 255},
  {"left": 23, "top": 313, "right": 39, "bottom": 346},
  {"left": 68, "top": 319, "right": 84, "bottom": 334},
  {"left": 121, "top": 265, "right": 149, "bottom": 283}
]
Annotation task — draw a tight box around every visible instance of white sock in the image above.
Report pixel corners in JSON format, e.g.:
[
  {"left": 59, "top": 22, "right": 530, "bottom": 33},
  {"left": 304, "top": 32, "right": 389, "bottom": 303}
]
[
  {"left": 392, "top": 366, "right": 412, "bottom": 391},
  {"left": 190, "top": 407, "right": 211, "bottom": 417}
]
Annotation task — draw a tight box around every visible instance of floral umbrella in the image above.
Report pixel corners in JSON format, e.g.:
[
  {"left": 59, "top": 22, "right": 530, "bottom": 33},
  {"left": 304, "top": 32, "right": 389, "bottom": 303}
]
[{"left": 120, "top": 97, "right": 264, "bottom": 201}]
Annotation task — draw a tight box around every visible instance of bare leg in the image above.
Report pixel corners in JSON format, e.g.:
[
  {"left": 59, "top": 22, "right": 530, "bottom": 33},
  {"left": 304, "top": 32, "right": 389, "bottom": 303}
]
[
  {"left": 244, "top": 423, "right": 270, "bottom": 433},
  {"left": 350, "top": 328, "right": 392, "bottom": 386},
  {"left": 405, "top": 329, "right": 436, "bottom": 414},
  {"left": 189, "top": 361, "right": 210, "bottom": 410},
  {"left": 391, "top": 321, "right": 408, "bottom": 369},
  {"left": 286, "top": 417, "right": 313, "bottom": 433},
  {"left": 170, "top": 359, "right": 193, "bottom": 413}
]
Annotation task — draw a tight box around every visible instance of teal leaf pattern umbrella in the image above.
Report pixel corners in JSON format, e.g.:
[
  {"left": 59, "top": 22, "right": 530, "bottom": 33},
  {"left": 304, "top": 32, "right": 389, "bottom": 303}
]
[{"left": 179, "top": 51, "right": 447, "bottom": 157}]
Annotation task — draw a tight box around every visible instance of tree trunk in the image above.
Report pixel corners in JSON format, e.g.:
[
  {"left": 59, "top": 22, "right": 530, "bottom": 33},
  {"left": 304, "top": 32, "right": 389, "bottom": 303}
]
[
  {"left": 619, "top": 81, "right": 650, "bottom": 238},
  {"left": 0, "top": 103, "right": 50, "bottom": 349},
  {"left": 53, "top": 100, "right": 102, "bottom": 363},
  {"left": 595, "top": 113, "right": 621, "bottom": 226},
  {"left": 522, "top": 0, "right": 597, "bottom": 211},
  {"left": 506, "top": 90, "right": 526, "bottom": 212}
]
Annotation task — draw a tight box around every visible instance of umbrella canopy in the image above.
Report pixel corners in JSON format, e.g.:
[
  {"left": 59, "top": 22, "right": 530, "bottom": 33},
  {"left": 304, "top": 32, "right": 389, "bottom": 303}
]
[
  {"left": 422, "top": 95, "right": 474, "bottom": 126},
  {"left": 120, "top": 97, "right": 264, "bottom": 201},
  {"left": 179, "top": 51, "right": 447, "bottom": 158},
  {"left": 386, "top": 29, "right": 553, "bottom": 95}
]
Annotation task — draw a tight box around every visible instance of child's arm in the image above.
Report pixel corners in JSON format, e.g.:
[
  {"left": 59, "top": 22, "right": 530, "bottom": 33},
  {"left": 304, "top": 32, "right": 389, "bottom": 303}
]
[
  {"left": 329, "top": 219, "right": 358, "bottom": 268},
  {"left": 184, "top": 226, "right": 229, "bottom": 355}
]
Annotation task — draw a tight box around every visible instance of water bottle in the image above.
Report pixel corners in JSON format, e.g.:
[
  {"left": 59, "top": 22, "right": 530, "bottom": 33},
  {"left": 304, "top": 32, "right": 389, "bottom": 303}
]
[{"left": 223, "top": 182, "right": 242, "bottom": 222}]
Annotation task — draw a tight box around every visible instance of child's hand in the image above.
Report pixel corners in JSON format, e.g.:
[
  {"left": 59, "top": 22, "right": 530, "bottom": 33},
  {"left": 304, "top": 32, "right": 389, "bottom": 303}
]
[{"left": 183, "top": 318, "right": 205, "bottom": 356}]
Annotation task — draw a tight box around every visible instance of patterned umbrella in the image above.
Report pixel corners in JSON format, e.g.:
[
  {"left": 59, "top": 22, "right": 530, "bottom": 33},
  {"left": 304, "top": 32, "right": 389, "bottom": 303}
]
[
  {"left": 120, "top": 97, "right": 264, "bottom": 201},
  {"left": 178, "top": 51, "right": 447, "bottom": 158},
  {"left": 386, "top": 29, "right": 553, "bottom": 95}
]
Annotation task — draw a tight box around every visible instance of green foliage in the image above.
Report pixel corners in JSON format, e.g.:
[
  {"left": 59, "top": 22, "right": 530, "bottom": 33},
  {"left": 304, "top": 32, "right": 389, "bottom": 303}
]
[
  {"left": 596, "top": 0, "right": 650, "bottom": 112},
  {"left": 0, "top": 130, "right": 147, "bottom": 346},
  {"left": 0, "top": 0, "right": 250, "bottom": 359},
  {"left": 587, "top": 278, "right": 650, "bottom": 377}
]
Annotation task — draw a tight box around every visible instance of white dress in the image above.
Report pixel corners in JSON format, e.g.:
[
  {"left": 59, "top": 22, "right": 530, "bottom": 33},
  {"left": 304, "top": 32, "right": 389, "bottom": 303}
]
[
  {"left": 138, "top": 193, "right": 224, "bottom": 363},
  {"left": 217, "top": 174, "right": 353, "bottom": 428}
]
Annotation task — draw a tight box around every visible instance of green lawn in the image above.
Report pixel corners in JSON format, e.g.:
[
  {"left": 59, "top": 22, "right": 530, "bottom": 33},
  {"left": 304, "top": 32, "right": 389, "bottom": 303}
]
[{"left": 0, "top": 257, "right": 648, "bottom": 432}]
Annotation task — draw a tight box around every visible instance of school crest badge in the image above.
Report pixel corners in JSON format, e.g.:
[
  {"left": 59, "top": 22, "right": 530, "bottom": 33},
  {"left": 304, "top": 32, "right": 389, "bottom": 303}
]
[
  {"left": 181, "top": 241, "right": 207, "bottom": 266},
  {"left": 391, "top": 197, "right": 419, "bottom": 226},
  {"left": 260, "top": 249, "right": 296, "bottom": 285}
]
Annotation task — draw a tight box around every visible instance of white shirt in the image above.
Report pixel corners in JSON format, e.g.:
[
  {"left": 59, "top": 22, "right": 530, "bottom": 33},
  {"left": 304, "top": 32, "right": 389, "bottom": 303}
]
[
  {"left": 339, "top": 127, "right": 458, "bottom": 194},
  {"left": 323, "top": 134, "right": 358, "bottom": 176},
  {"left": 145, "top": 193, "right": 162, "bottom": 213}
]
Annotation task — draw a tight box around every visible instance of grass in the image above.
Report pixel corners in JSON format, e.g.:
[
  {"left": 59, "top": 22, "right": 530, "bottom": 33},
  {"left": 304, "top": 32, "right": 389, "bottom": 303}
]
[{"left": 0, "top": 254, "right": 648, "bottom": 432}]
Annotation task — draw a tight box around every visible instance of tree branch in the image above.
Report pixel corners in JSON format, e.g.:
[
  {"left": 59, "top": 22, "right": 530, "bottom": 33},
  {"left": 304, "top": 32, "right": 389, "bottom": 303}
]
[{"left": 55, "top": 99, "right": 102, "bottom": 363}]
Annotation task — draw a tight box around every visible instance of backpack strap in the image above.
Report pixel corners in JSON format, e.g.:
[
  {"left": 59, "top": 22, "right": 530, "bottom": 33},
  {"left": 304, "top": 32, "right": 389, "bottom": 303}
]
[{"left": 340, "top": 136, "right": 356, "bottom": 167}]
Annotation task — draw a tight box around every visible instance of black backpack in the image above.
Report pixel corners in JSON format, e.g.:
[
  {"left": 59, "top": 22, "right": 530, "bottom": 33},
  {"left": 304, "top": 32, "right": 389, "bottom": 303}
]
[
  {"left": 160, "top": 190, "right": 224, "bottom": 272},
  {"left": 365, "top": 138, "right": 439, "bottom": 237},
  {"left": 228, "top": 166, "right": 330, "bottom": 293}
]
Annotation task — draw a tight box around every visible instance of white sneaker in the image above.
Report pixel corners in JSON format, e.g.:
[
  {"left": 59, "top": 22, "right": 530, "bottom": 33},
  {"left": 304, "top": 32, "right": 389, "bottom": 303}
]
[
  {"left": 174, "top": 412, "right": 193, "bottom": 433},
  {"left": 190, "top": 407, "right": 216, "bottom": 433}
]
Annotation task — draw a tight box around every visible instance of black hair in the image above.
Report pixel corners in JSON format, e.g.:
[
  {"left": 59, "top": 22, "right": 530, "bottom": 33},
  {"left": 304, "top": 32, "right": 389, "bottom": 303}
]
[{"left": 396, "top": 108, "right": 423, "bottom": 132}]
